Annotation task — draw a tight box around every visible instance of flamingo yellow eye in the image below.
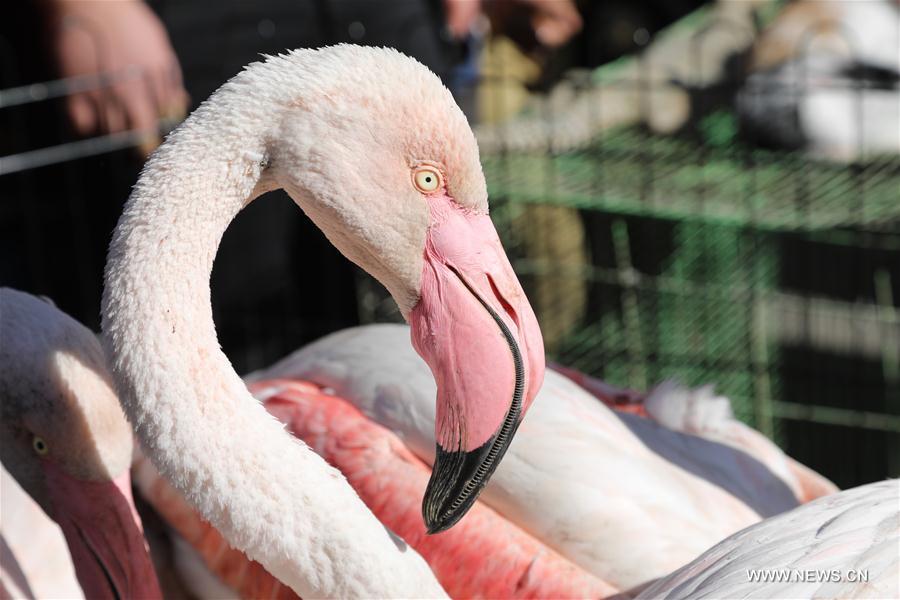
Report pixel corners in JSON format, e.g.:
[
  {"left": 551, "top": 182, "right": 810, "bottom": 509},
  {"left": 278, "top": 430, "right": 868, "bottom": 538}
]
[
  {"left": 413, "top": 166, "right": 442, "bottom": 193},
  {"left": 32, "top": 436, "right": 49, "bottom": 456}
]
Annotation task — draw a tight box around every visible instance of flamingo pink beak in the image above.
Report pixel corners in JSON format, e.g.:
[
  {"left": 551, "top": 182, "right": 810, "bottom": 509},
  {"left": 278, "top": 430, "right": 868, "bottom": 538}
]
[
  {"left": 410, "top": 194, "right": 545, "bottom": 533},
  {"left": 42, "top": 462, "right": 161, "bottom": 600}
]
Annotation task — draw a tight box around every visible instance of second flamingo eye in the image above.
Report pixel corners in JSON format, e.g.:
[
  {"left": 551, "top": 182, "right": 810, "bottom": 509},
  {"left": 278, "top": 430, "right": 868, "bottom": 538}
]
[
  {"left": 32, "top": 435, "right": 49, "bottom": 455},
  {"left": 413, "top": 166, "right": 442, "bottom": 193}
]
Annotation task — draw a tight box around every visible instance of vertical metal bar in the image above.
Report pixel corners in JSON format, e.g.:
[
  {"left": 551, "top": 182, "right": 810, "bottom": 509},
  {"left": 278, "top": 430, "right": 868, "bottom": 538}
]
[
  {"left": 751, "top": 247, "right": 776, "bottom": 439},
  {"left": 874, "top": 268, "right": 900, "bottom": 477},
  {"left": 611, "top": 218, "right": 647, "bottom": 390}
]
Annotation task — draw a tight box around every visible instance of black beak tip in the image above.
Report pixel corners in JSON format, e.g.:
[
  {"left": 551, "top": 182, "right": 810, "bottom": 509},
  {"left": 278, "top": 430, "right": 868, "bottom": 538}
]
[
  {"left": 422, "top": 487, "right": 480, "bottom": 535},
  {"left": 424, "top": 519, "right": 448, "bottom": 535},
  {"left": 422, "top": 486, "right": 480, "bottom": 534},
  {"left": 421, "top": 434, "right": 511, "bottom": 535}
]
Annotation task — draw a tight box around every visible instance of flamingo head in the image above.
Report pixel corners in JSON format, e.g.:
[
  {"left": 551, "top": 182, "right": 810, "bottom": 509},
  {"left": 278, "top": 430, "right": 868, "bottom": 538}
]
[
  {"left": 0, "top": 289, "right": 161, "bottom": 600},
  {"left": 267, "top": 46, "right": 545, "bottom": 532}
]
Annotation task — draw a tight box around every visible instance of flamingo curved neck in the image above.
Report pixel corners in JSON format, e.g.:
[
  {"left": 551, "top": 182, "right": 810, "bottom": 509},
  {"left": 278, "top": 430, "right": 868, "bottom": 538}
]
[{"left": 102, "top": 85, "right": 444, "bottom": 598}]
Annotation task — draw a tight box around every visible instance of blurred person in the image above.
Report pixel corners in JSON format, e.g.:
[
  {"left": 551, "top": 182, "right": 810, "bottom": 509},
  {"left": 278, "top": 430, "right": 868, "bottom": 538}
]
[
  {"left": 39, "top": 0, "right": 581, "bottom": 141},
  {"left": 484, "top": 0, "right": 582, "bottom": 52}
]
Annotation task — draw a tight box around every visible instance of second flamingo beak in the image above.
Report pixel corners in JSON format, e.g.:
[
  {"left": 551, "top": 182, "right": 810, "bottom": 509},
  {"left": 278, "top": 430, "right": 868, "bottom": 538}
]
[
  {"left": 410, "top": 195, "right": 545, "bottom": 533},
  {"left": 43, "top": 462, "right": 162, "bottom": 600}
]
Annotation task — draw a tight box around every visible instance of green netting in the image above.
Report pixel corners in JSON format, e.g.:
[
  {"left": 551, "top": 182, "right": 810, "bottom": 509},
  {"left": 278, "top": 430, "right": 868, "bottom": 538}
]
[
  {"left": 482, "top": 127, "right": 900, "bottom": 232},
  {"left": 479, "top": 127, "right": 900, "bottom": 449}
]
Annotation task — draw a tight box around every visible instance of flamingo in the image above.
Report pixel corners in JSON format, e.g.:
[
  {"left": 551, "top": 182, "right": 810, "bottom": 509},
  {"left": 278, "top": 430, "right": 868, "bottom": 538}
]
[
  {"left": 636, "top": 479, "right": 900, "bottom": 599},
  {"left": 252, "top": 323, "right": 838, "bottom": 590},
  {"left": 102, "top": 44, "right": 547, "bottom": 599},
  {"left": 0, "top": 288, "right": 162, "bottom": 600},
  {"left": 0, "top": 284, "right": 831, "bottom": 598}
]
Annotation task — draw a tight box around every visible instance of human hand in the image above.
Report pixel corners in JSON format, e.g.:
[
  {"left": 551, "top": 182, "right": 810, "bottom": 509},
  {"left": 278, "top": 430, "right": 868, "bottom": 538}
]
[
  {"left": 42, "top": 0, "right": 188, "bottom": 139},
  {"left": 522, "top": 0, "right": 581, "bottom": 47},
  {"left": 486, "top": 0, "right": 582, "bottom": 49}
]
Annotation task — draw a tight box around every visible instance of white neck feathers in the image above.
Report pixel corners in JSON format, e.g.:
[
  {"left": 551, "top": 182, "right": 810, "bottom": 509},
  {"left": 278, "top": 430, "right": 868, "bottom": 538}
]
[{"left": 102, "top": 75, "right": 443, "bottom": 598}]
